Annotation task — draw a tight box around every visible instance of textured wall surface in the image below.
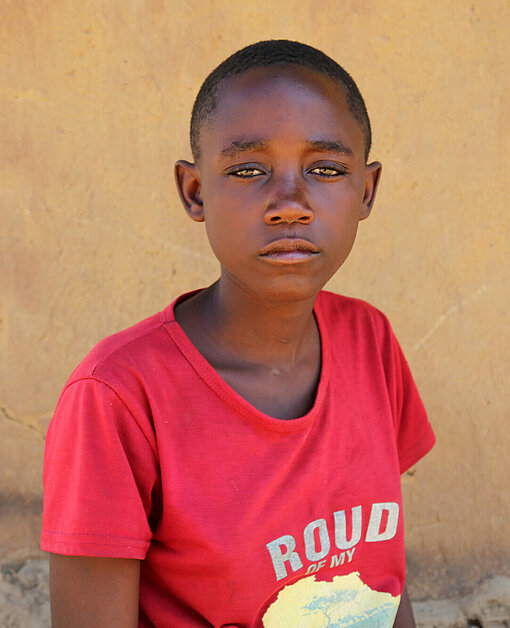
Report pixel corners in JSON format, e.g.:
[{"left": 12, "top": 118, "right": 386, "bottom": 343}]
[{"left": 1, "top": 0, "right": 508, "bottom": 599}]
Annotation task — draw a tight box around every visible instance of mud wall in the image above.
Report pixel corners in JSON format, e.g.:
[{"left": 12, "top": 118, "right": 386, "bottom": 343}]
[{"left": 1, "top": 1, "right": 508, "bottom": 599}]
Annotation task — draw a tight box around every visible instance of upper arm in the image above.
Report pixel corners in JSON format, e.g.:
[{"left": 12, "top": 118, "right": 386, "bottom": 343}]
[{"left": 49, "top": 554, "right": 140, "bottom": 628}]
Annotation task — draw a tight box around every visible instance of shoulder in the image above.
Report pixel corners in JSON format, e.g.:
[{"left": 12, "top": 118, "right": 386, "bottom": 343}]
[
  {"left": 316, "top": 290, "right": 393, "bottom": 337},
  {"left": 51, "top": 303, "right": 180, "bottom": 451},
  {"left": 70, "top": 312, "right": 163, "bottom": 378},
  {"left": 64, "top": 297, "right": 185, "bottom": 392},
  {"left": 316, "top": 290, "right": 402, "bottom": 379}
]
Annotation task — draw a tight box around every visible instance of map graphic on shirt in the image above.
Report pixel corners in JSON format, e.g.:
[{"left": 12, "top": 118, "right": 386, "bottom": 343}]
[{"left": 262, "top": 571, "right": 400, "bottom": 627}]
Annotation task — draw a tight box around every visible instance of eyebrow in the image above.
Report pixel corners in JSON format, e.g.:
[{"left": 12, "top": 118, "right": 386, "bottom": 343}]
[
  {"left": 220, "top": 140, "right": 268, "bottom": 157},
  {"left": 219, "top": 138, "right": 354, "bottom": 158},
  {"left": 307, "top": 139, "right": 353, "bottom": 157}
]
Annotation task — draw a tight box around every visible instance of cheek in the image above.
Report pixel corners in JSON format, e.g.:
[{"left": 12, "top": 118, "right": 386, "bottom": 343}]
[
  {"left": 312, "top": 177, "right": 364, "bottom": 215},
  {"left": 323, "top": 204, "right": 362, "bottom": 261},
  {"left": 202, "top": 187, "right": 259, "bottom": 248},
  {"left": 203, "top": 208, "right": 248, "bottom": 267},
  {"left": 327, "top": 177, "right": 364, "bottom": 203}
]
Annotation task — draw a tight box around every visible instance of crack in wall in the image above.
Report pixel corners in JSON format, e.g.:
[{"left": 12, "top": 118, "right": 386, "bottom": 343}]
[
  {"left": 414, "top": 285, "right": 488, "bottom": 352},
  {"left": 0, "top": 407, "right": 45, "bottom": 438}
]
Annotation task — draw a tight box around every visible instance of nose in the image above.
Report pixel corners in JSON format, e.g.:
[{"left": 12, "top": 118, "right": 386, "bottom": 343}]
[{"left": 264, "top": 178, "right": 314, "bottom": 225}]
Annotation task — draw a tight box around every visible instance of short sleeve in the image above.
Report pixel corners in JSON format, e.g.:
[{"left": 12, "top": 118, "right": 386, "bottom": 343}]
[
  {"left": 41, "top": 377, "right": 160, "bottom": 559},
  {"left": 387, "top": 332, "right": 435, "bottom": 474}
]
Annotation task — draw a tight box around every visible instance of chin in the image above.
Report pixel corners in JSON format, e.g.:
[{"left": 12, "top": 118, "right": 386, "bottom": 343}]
[{"left": 256, "top": 277, "right": 325, "bottom": 303}]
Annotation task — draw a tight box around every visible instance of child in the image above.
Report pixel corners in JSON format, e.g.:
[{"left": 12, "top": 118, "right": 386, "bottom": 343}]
[{"left": 42, "top": 40, "right": 435, "bottom": 627}]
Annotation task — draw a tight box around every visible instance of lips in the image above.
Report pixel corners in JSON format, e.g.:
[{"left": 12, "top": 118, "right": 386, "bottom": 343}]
[{"left": 259, "top": 238, "right": 319, "bottom": 262}]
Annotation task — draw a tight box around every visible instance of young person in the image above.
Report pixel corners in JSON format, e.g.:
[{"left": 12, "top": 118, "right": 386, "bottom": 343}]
[{"left": 42, "top": 40, "right": 435, "bottom": 627}]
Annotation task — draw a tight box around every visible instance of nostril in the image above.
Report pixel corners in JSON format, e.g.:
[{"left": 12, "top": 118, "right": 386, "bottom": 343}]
[{"left": 270, "top": 216, "right": 281, "bottom": 222}]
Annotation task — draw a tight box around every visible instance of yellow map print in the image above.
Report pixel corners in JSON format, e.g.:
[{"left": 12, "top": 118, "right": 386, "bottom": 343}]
[{"left": 262, "top": 571, "right": 400, "bottom": 627}]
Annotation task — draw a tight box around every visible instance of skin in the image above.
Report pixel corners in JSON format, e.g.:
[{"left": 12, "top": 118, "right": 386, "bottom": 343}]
[
  {"left": 395, "top": 587, "right": 417, "bottom": 627},
  {"left": 174, "top": 66, "right": 381, "bottom": 419},
  {"left": 49, "top": 555, "right": 140, "bottom": 627},
  {"left": 50, "top": 65, "right": 415, "bottom": 626}
]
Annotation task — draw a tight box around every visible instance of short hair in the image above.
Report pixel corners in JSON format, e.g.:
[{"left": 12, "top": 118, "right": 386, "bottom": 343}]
[{"left": 190, "top": 39, "right": 372, "bottom": 162}]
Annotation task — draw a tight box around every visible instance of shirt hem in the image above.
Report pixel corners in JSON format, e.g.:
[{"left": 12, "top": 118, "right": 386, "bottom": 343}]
[
  {"left": 399, "top": 426, "right": 436, "bottom": 474},
  {"left": 41, "top": 532, "right": 149, "bottom": 559}
]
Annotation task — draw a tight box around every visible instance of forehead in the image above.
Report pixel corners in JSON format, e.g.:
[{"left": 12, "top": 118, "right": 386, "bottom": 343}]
[{"left": 200, "top": 65, "right": 365, "bottom": 160}]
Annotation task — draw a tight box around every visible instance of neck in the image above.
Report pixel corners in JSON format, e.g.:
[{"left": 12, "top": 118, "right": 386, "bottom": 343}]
[{"left": 179, "top": 277, "right": 320, "bottom": 371}]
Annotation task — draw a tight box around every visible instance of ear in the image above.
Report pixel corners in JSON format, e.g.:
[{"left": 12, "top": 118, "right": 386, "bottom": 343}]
[
  {"left": 359, "top": 161, "right": 382, "bottom": 221},
  {"left": 174, "top": 160, "right": 204, "bottom": 222}
]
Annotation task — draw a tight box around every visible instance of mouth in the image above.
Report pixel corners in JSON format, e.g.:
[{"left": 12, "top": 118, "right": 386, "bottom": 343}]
[{"left": 258, "top": 239, "right": 319, "bottom": 263}]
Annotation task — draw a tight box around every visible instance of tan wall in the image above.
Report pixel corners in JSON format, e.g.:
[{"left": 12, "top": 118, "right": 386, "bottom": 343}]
[{"left": 1, "top": 0, "right": 508, "bottom": 599}]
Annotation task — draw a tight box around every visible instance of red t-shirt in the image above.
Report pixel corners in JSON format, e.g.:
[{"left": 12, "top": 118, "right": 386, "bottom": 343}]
[{"left": 42, "top": 290, "right": 435, "bottom": 627}]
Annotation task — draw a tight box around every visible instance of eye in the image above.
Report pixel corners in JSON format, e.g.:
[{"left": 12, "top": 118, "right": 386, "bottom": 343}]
[
  {"left": 308, "top": 165, "right": 347, "bottom": 178},
  {"left": 227, "top": 167, "right": 265, "bottom": 179}
]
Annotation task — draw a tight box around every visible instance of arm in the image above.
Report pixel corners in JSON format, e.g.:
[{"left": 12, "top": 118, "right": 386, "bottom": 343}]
[
  {"left": 49, "top": 554, "right": 140, "bottom": 628},
  {"left": 393, "top": 586, "right": 416, "bottom": 628}
]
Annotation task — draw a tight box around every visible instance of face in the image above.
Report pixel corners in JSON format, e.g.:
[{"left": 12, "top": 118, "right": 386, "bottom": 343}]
[{"left": 175, "top": 66, "right": 381, "bottom": 303}]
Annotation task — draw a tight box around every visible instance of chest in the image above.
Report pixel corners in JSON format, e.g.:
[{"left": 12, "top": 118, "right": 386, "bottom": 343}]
[
  {"left": 146, "top": 386, "right": 404, "bottom": 626},
  {"left": 214, "top": 356, "right": 321, "bottom": 419}
]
